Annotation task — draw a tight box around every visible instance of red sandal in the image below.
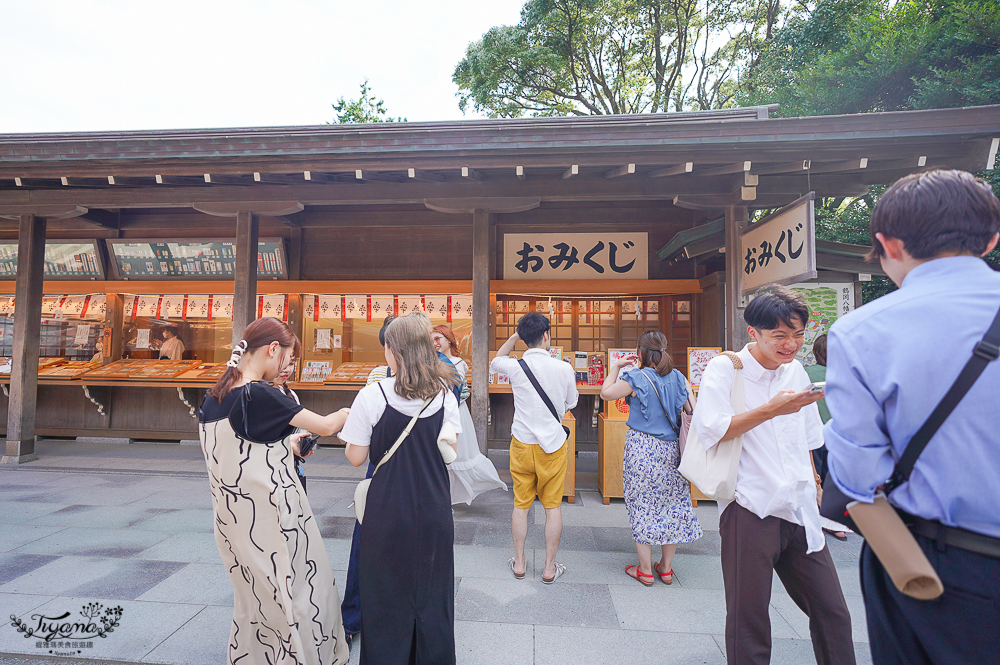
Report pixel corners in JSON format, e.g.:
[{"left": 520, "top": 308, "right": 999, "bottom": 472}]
[
  {"left": 653, "top": 561, "right": 673, "bottom": 585},
  {"left": 625, "top": 565, "right": 654, "bottom": 587}
]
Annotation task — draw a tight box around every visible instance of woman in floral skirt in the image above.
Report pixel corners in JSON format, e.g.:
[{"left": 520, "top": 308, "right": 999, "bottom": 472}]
[{"left": 600, "top": 330, "right": 702, "bottom": 586}]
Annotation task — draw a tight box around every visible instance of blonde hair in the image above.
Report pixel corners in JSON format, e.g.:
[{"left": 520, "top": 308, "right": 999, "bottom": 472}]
[{"left": 385, "top": 312, "right": 461, "bottom": 400}]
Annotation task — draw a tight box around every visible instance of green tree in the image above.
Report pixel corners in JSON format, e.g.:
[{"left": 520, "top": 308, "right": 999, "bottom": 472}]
[
  {"left": 330, "top": 80, "right": 406, "bottom": 124},
  {"left": 453, "top": 0, "right": 791, "bottom": 117}
]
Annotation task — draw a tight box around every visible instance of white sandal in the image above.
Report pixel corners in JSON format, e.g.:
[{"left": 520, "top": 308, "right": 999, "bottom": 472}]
[{"left": 542, "top": 561, "right": 566, "bottom": 584}]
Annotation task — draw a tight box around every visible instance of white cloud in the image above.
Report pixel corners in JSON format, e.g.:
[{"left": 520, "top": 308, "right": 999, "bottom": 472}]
[{"left": 0, "top": 0, "right": 525, "bottom": 132}]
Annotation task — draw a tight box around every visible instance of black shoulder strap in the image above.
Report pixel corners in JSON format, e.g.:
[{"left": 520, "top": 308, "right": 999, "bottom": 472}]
[
  {"left": 885, "top": 301, "right": 1000, "bottom": 493},
  {"left": 517, "top": 359, "right": 562, "bottom": 424}
]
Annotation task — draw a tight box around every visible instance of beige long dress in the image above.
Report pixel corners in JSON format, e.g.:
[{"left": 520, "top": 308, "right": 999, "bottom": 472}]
[{"left": 200, "top": 384, "right": 349, "bottom": 665}]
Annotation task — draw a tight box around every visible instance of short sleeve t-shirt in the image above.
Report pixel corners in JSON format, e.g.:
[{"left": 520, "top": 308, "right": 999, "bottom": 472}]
[
  {"left": 199, "top": 382, "right": 304, "bottom": 443},
  {"left": 339, "top": 377, "right": 462, "bottom": 449}
]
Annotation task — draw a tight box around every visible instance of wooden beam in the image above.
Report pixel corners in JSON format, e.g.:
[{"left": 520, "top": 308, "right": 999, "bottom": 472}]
[
  {"left": 724, "top": 205, "right": 749, "bottom": 351},
  {"left": 648, "top": 162, "right": 693, "bottom": 178},
  {"left": 232, "top": 211, "right": 259, "bottom": 346},
  {"left": 0, "top": 205, "right": 88, "bottom": 220},
  {"left": 408, "top": 168, "right": 444, "bottom": 182},
  {"left": 604, "top": 163, "right": 636, "bottom": 179},
  {"left": 461, "top": 167, "right": 485, "bottom": 182},
  {"left": 424, "top": 197, "right": 540, "bottom": 214},
  {"left": 562, "top": 165, "right": 579, "bottom": 179},
  {"left": 78, "top": 209, "right": 119, "bottom": 230},
  {"left": 808, "top": 158, "right": 868, "bottom": 174},
  {"left": 3, "top": 214, "right": 45, "bottom": 464},
  {"left": 752, "top": 160, "right": 811, "bottom": 175},
  {"left": 697, "top": 161, "right": 752, "bottom": 177},
  {"left": 516, "top": 166, "right": 525, "bottom": 181},
  {"left": 472, "top": 208, "right": 491, "bottom": 455},
  {"left": 355, "top": 170, "right": 406, "bottom": 183},
  {"left": 104, "top": 294, "right": 125, "bottom": 364},
  {"left": 490, "top": 279, "right": 702, "bottom": 295},
  {"left": 193, "top": 201, "right": 304, "bottom": 217}
]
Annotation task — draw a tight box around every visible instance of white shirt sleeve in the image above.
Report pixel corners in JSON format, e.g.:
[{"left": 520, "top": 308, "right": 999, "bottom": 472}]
[
  {"left": 443, "top": 391, "right": 463, "bottom": 433},
  {"left": 490, "top": 354, "right": 517, "bottom": 376},
  {"left": 338, "top": 384, "right": 380, "bottom": 448},
  {"left": 692, "top": 356, "right": 737, "bottom": 450}
]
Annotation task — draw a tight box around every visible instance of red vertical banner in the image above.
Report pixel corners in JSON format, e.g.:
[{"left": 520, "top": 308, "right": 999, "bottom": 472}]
[
  {"left": 367, "top": 296, "right": 372, "bottom": 322},
  {"left": 393, "top": 296, "right": 399, "bottom": 317},
  {"left": 207, "top": 296, "right": 214, "bottom": 321},
  {"left": 447, "top": 296, "right": 452, "bottom": 323},
  {"left": 182, "top": 295, "right": 189, "bottom": 321},
  {"left": 283, "top": 295, "right": 289, "bottom": 322},
  {"left": 79, "top": 295, "right": 91, "bottom": 319},
  {"left": 155, "top": 297, "right": 163, "bottom": 319},
  {"left": 341, "top": 296, "right": 346, "bottom": 323},
  {"left": 257, "top": 296, "right": 264, "bottom": 319},
  {"left": 132, "top": 295, "right": 139, "bottom": 321},
  {"left": 314, "top": 295, "right": 320, "bottom": 322},
  {"left": 421, "top": 296, "right": 426, "bottom": 313}
]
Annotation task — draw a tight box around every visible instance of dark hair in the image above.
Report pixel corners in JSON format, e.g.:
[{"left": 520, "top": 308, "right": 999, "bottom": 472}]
[
  {"left": 867, "top": 169, "right": 1000, "bottom": 261},
  {"left": 208, "top": 317, "right": 302, "bottom": 401},
  {"left": 745, "top": 286, "right": 809, "bottom": 331},
  {"left": 378, "top": 314, "right": 394, "bottom": 347},
  {"left": 516, "top": 312, "right": 550, "bottom": 347},
  {"left": 385, "top": 312, "right": 461, "bottom": 400},
  {"left": 164, "top": 325, "right": 179, "bottom": 337},
  {"left": 432, "top": 325, "right": 460, "bottom": 355},
  {"left": 812, "top": 333, "right": 828, "bottom": 366},
  {"left": 637, "top": 330, "right": 672, "bottom": 376}
]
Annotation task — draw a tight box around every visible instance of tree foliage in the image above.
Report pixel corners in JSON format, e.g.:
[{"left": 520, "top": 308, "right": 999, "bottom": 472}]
[
  {"left": 737, "top": 0, "right": 1000, "bottom": 115},
  {"left": 453, "top": 0, "right": 792, "bottom": 117},
  {"left": 330, "top": 80, "right": 406, "bottom": 124}
]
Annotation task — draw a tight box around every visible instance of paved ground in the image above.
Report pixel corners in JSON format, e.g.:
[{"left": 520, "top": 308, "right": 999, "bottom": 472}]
[{"left": 1, "top": 439, "right": 873, "bottom": 664}]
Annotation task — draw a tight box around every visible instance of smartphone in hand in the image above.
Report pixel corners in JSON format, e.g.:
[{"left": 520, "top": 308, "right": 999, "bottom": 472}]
[{"left": 806, "top": 381, "right": 826, "bottom": 393}]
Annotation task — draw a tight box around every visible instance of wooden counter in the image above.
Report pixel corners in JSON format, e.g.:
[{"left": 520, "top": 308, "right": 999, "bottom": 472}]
[
  {"left": 597, "top": 414, "right": 628, "bottom": 504},
  {"left": 563, "top": 413, "right": 576, "bottom": 503}
]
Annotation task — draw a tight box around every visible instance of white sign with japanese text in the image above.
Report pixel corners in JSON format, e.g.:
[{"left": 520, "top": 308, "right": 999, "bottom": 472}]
[
  {"left": 741, "top": 193, "right": 816, "bottom": 295},
  {"left": 503, "top": 233, "right": 648, "bottom": 280}
]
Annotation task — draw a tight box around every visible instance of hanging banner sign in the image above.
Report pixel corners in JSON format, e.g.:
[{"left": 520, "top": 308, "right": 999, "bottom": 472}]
[
  {"left": 451, "top": 295, "right": 473, "bottom": 320},
  {"left": 396, "top": 296, "right": 421, "bottom": 317},
  {"left": 212, "top": 296, "right": 233, "bottom": 320},
  {"left": 186, "top": 297, "right": 210, "bottom": 319},
  {"left": 317, "top": 296, "right": 342, "bottom": 320},
  {"left": 423, "top": 296, "right": 449, "bottom": 319},
  {"left": 344, "top": 296, "right": 367, "bottom": 319},
  {"left": 741, "top": 193, "right": 817, "bottom": 295},
  {"left": 369, "top": 296, "right": 394, "bottom": 321},
  {"left": 503, "top": 233, "right": 648, "bottom": 280}
]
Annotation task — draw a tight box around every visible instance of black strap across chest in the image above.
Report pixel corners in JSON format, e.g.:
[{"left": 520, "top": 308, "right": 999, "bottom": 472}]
[
  {"left": 885, "top": 301, "right": 1000, "bottom": 493},
  {"left": 517, "top": 359, "right": 562, "bottom": 424}
]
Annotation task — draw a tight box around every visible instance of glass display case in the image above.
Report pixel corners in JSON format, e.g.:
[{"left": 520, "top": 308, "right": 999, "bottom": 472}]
[{"left": 0, "top": 294, "right": 106, "bottom": 363}]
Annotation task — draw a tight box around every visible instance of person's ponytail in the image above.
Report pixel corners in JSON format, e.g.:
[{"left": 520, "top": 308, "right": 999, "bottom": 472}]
[
  {"left": 207, "top": 318, "right": 300, "bottom": 401},
  {"left": 637, "top": 330, "right": 673, "bottom": 377}
]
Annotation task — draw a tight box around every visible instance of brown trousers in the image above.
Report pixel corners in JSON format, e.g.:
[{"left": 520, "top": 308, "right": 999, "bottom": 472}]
[{"left": 720, "top": 502, "right": 856, "bottom": 665}]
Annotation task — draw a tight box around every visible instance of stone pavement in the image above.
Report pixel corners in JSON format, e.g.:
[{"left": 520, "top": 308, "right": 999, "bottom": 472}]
[{"left": 0, "top": 439, "right": 873, "bottom": 665}]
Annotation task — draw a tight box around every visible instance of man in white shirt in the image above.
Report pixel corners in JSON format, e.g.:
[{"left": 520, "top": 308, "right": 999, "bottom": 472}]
[
  {"left": 693, "top": 287, "right": 855, "bottom": 665},
  {"left": 491, "top": 312, "right": 578, "bottom": 584}
]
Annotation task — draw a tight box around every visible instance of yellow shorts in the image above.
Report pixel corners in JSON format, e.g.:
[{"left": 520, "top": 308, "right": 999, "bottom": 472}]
[{"left": 510, "top": 436, "right": 567, "bottom": 509}]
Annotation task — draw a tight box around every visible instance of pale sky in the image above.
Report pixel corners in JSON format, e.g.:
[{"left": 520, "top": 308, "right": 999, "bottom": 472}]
[{"left": 0, "top": 0, "right": 527, "bottom": 133}]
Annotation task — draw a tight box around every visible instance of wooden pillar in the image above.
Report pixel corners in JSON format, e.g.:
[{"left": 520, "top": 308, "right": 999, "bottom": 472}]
[
  {"left": 3, "top": 214, "right": 46, "bottom": 464},
  {"left": 471, "top": 208, "right": 491, "bottom": 455},
  {"left": 104, "top": 294, "right": 125, "bottom": 364},
  {"left": 232, "top": 211, "right": 259, "bottom": 346},
  {"left": 724, "top": 205, "right": 750, "bottom": 351}
]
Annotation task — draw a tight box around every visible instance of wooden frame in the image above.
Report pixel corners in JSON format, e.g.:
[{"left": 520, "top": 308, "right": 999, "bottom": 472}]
[{"left": 105, "top": 237, "right": 288, "bottom": 281}]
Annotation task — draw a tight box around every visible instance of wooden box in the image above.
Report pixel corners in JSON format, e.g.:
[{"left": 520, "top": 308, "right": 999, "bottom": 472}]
[
  {"left": 597, "top": 414, "right": 629, "bottom": 504},
  {"left": 603, "top": 396, "right": 629, "bottom": 420}
]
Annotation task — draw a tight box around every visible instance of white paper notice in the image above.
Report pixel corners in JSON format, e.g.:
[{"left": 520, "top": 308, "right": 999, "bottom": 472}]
[
  {"left": 73, "top": 324, "right": 92, "bottom": 346},
  {"left": 136, "top": 329, "right": 150, "bottom": 349},
  {"left": 333, "top": 335, "right": 342, "bottom": 349},
  {"left": 316, "top": 329, "right": 331, "bottom": 349}
]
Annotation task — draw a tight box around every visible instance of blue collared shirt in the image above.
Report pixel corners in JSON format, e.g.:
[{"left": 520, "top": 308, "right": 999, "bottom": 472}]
[{"left": 824, "top": 256, "right": 1000, "bottom": 538}]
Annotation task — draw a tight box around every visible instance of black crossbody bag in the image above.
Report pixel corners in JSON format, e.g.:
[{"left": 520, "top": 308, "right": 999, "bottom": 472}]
[
  {"left": 821, "top": 301, "right": 1000, "bottom": 534},
  {"left": 517, "top": 359, "right": 572, "bottom": 441}
]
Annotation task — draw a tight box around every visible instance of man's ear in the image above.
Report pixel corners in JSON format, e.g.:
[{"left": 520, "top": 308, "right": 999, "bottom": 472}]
[
  {"left": 875, "top": 233, "right": 908, "bottom": 261},
  {"left": 982, "top": 232, "right": 999, "bottom": 256}
]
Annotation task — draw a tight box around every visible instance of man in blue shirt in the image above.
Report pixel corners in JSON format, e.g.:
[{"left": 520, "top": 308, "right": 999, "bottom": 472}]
[{"left": 824, "top": 169, "right": 1000, "bottom": 665}]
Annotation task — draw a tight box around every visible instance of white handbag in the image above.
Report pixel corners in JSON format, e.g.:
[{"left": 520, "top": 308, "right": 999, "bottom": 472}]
[{"left": 678, "top": 351, "right": 745, "bottom": 501}]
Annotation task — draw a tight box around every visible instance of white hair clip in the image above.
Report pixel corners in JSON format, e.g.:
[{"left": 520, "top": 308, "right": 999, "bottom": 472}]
[{"left": 226, "top": 339, "right": 248, "bottom": 368}]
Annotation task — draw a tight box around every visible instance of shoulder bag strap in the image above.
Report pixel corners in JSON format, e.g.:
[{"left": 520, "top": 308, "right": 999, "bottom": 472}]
[
  {"left": 517, "top": 358, "right": 562, "bottom": 424},
  {"left": 640, "top": 369, "right": 680, "bottom": 437},
  {"left": 371, "top": 394, "right": 435, "bottom": 477},
  {"left": 885, "top": 301, "right": 1000, "bottom": 493}
]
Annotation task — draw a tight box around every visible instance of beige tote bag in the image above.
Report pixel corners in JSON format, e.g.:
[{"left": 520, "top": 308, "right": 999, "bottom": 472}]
[{"left": 678, "top": 352, "right": 745, "bottom": 501}]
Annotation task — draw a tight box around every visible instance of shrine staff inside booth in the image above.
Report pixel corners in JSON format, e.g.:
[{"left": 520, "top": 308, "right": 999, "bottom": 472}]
[{"left": 159, "top": 326, "right": 186, "bottom": 360}]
